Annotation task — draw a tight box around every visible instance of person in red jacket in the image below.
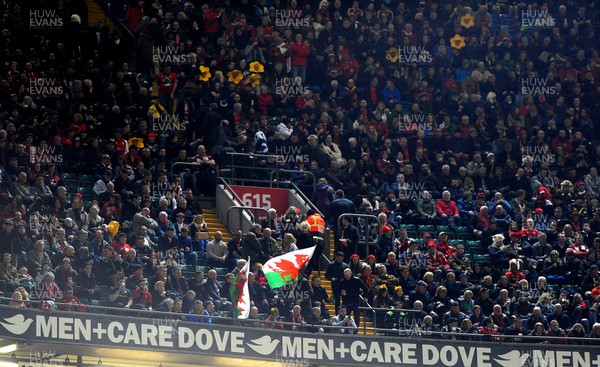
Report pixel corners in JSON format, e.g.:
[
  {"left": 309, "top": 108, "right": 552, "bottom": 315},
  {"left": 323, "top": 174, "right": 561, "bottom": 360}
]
[
  {"left": 290, "top": 33, "right": 309, "bottom": 82},
  {"left": 425, "top": 241, "right": 449, "bottom": 281},
  {"left": 155, "top": 64, "right": 178, "bottom": 114},
  {"left": 436, "top": 190, "right": 461, "bottom": 229},
  {"left": 201, "top": 4, "right": 220, "bottom": 40},
  {"left": 122, "top": 1, "right": 143, "bottom": 33},
  {"left": 256, "top": 85, "right": 274, "bottom": 115}
]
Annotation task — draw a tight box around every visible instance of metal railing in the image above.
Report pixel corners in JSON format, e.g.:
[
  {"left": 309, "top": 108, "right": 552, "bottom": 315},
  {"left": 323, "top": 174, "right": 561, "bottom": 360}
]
[
  {"left": 359, "top": 306, "right": 428, "bottom": 330},
  {"left": 269, "top": 169, "right": 317, "bottom": 188},
  {"left": 1, "top": 299, "right": 599, "bottom": 344},
  {"left": 287, "top": 181, "right": 322, "bottom": 215},
  {"left": 0, "top": 298, "right": 359, "bottom": 334},
  {"left": 222, "top": 152, "right": 318, "bottom": 189},
  {"left": 226, "top": 206, "right": 269, "bottom": 233},
  {"left": 115, "top": 18, "right": 137, "bottom": 67},
  {"left": 218, "top": 177, "right": 271, "bottom": 234}
]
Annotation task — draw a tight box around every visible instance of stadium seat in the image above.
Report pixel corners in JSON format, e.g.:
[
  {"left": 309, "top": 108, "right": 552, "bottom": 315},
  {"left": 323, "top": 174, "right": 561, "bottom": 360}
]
[
  {"left": 401, "top": 224, "right": 418, "bottom": 238},
  {"left": 449, "top": 239, "right": 464, "bottom": 247},
  {"left": 465, "top": 240, "right": 482, "bottom": 251},
  {"left": 455, "top": 226, "right": 471, "bottom": 240},
  {"left": 180, "top": 265, "right": 195, "bottom": 276},
  {"left": 62, "top": 172, "right": 79, "bottom": 182},
  {"left": 62, "top": 173, "right": 80, "bottom": 188},
  {"left": 215, "top": 267, "right": 228, "bottom": 274},
  {"left": 436, "top": 225, "right": 454, "bottom": 239},
  {"left": 468, "top": 246, "right": 486, "bottom": 255},
  {"left": 78, "top": 187, "right": 94, "bottom": 201},
  {"left": 65, "top": 184, "right": 78, "bottom": 194},
  {"left": 79, "top": 174, "right": 96, "bottom": 185},
  {"left": 196, "top": 266, "right": 210, "bottom": 273},
  {"left": 473, "top": 254, "right": 490, "bottom": 263},
  {"left": 418, "top": 225, "right": 435, "bottom": 236}
]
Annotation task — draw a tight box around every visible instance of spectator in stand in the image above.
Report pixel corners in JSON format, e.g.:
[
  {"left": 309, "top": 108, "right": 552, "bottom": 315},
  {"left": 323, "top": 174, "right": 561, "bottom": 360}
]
[
  {"left": 436, "top": 190, "right": 461, "bottom": 230},
  {"left": 330, "top": 305, "right": 358, "bottom": 334},
  {"left": 290, "top": 34, "right": 309, "bottom": 83}
]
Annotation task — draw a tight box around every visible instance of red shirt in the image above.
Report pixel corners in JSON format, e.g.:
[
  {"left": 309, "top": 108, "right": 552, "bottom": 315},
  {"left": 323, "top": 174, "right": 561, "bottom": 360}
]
[
  {"left": 426, "top": 251, "right": 449, "bottom": 270},
  {"left": 290, "top": 42, "right": 309, "bottom": 66},
  {"left": 157, "top": 72, "right": 178, "bottom": 96},
  {"left": 436, "top": 199, "right": 459, "bottom": 216},
  {"left": 131, "top": 288, "right": 153, "bottom": 308},
  {"left": 257, "top": 94, "right": 274, "bottom": 115},
  {"left": 203, "top": 9, "right": 219, "bottom": 33}
]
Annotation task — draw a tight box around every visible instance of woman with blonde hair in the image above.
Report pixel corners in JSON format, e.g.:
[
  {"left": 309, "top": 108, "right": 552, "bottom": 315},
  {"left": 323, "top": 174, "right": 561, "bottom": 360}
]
[
  {"left": 535, "top": 292, "right": 554, "bottom": 316},
  {"left": 152, "top": 281, "right": 168, "bottom": 309},
  {"left": 282, "top": 206, "right": 301, "bottom": 235},
  {"left": 189, "top": 214, "right": 208, "bottom": 239},
  {"left": 282, "top": 233, "right": 298, "bottom": 254},
  {"left": 9, "top": 291, "right": 26, "bottom": 308},
  {"left": 265, "top": 307, "right": 284, "bottom": 330},
  {"left": 88, "top": 204, "right": 104, "bottom": 230}
]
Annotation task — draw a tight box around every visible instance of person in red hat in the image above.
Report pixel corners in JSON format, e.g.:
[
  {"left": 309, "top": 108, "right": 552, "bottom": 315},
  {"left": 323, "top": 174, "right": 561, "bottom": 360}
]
[
  {"left": 365, "top": 254, "right": 377, "bottom": 273},
  {"left": 563, "top": 247, "right": 583, "bottom": 285},
  {"left": 425, "top": 240, "right": 449, "bottom": 281},
  {"left": 375, "top": 225, "right": 394, "bottom": 262},
  {"left": 348, "top": 254, "right": 362, "bottom": 276},
  {"left": 532, "top": 207, "right": 549, "bottom": 231}
]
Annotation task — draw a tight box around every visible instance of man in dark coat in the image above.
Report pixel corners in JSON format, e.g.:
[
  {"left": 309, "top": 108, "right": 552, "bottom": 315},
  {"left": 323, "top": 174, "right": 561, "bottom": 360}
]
[
  {"left": 339, "top": 268, "right": 368, "bottom": 327},
  {"left": 241, "top": 224, "right": 266, "bottom": 265}
]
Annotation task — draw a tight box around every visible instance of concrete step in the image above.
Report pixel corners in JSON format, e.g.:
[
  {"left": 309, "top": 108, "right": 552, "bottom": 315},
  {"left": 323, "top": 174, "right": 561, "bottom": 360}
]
[{"left": 86, "top": 0, "right": 114, "bottom": 29}]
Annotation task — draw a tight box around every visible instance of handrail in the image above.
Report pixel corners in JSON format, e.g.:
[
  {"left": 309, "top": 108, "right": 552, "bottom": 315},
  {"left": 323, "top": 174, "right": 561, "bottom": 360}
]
[
  {"left": 288, "top": 181, "right": 322, "bottom": 216},
  {"left": 337, "top": 213, "right": 380, "bottom": 257},
  {"left": 115, "top": 19, "right": 137, "bottom": 67},
  {"left": 359, "top": 306, "right": 421, "bottom": 330},
  {"left": 218, "top": 177, "right": 261, "bottom": 233},
  {"left": 266, "top": 180, "right": 322, "bottom": 217},
  {"left": 218, "top": 177, "right": 246, "bottom": 209},
  {"left": 269, "top": 169, "right": 317, "bottom": 188},
  {"left": 359, "top": 306, "right": 424, "bottom": 313},
  {"left": 225, "top": 151, "right": 284, "bottom": 178},
  {"left": 226, "top": 205, "right": 269, "bottom": 233}
]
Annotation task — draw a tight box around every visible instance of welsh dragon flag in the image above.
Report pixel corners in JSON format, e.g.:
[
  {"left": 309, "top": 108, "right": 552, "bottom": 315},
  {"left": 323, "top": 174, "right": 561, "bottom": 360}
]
[
  {"left": 230, "top": 258, "right": 250, "bottom": 319},
  {"left": 263, "top": 246, "right": 316, "bottom": 289}
]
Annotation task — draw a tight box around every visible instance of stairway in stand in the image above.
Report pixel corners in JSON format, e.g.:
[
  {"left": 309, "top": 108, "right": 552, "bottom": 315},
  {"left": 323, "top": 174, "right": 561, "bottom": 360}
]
[
  {"left": 203, "top": 208, "right": 232, "bottom": 244},
  {"left": 318, "top": 231, "right": 374, "bottom": 335},
  {"left": 86, "top": 0, "right": 115, "bottom": 29}
]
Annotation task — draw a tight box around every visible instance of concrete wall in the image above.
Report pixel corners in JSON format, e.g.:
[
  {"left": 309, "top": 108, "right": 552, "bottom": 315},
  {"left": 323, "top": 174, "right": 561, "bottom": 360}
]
[{"left": 215, "top": 185, "right": 252, "bottom": 234}]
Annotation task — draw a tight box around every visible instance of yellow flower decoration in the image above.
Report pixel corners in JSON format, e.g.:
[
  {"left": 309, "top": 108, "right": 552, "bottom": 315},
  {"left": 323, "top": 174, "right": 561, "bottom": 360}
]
[
  {"left": 128, "top": 137, "right": 144, "bottom": 149},
  {"left": 198, "top": 65, "right": 211, "bottom": 82},
  {"left": 245, "top": 73, "right": 261, "bottom": 87},
  {"left": 385, "top": 48, "right": 399, "bottom": 63},
  {"left": 227, "top": 70, "right": 243, "bottom": 84},
  {"left": 450, "top": 34, "right": 466, "bottom": 49},
  {"left": 460, "top": 13, "right": 475, "bottom": 29},
  {"left": 249, "top": 61, "right": 265, "bottom": 73}
]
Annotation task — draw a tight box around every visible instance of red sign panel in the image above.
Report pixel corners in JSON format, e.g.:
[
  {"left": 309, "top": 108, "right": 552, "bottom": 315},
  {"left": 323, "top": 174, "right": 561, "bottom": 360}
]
[{"left": 230, "top": 185, "right": 289, "bottom": 215}]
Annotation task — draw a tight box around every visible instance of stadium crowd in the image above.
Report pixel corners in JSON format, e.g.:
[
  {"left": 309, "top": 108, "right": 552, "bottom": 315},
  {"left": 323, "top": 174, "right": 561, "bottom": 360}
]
[{"left": 0, "top": 0, "right": 600, "bottom": 342}]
